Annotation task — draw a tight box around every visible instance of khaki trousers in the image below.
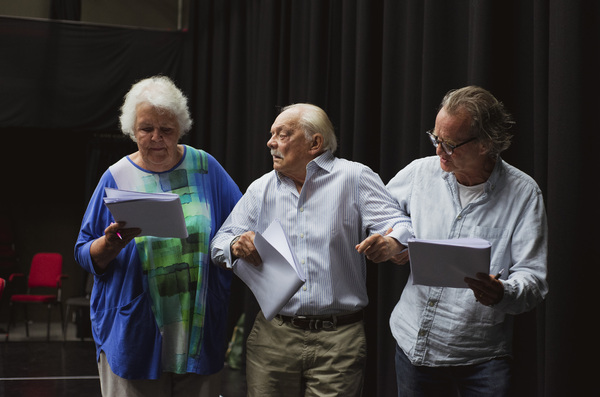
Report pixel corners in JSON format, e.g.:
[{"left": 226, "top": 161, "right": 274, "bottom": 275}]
[
  {"left": 246, "top": 311, "right": 366, "bottom": 397},
  {"left": 98, "top": 351, "right": 222, "bottom": 397}
]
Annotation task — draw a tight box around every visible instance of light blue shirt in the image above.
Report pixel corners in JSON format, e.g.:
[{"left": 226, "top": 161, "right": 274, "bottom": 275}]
[
  {"left": 387, "top": 156, "right": 549, "bottom": 366},
  {"left": 210, "top": 151, "right": 412, "bottom": 316}
]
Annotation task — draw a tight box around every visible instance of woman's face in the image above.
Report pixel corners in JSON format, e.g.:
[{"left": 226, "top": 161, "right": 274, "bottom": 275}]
[{"left": 133, "top": 103, "right": 182, "bottom": 172}]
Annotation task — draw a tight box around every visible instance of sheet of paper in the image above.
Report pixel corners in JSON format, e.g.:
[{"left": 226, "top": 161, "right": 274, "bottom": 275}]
[
  {"left": 408, "top": 238, "right": 491, "bottom": 288},
  {"left": 103, "top": 188, "right": 188, "bottom": 238},
  {"left": 233, "top": 220, "right": 305, "bottom": 320}
]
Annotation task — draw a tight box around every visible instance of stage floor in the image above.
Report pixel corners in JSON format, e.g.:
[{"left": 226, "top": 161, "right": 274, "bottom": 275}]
[{"left": 0, "top": 321, "right": 246, "bottom": 397}]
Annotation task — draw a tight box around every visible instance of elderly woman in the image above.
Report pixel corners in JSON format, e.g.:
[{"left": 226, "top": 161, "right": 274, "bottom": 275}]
[{"left": 75, "top": 76, "right": 241, "bottom": 396}]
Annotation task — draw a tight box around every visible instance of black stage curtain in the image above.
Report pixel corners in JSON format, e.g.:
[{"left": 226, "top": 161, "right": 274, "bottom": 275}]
[
  {"left": 50, "top": 0, "right": 82, "bottom": 21},
  {"left": 0, "top": 16, "right": 189, "bottom": 131},
  {"left": 0, "top": 1, "right": 596, "bottom": 396},
  {"left": 188, "top": 1, "right": 597, "bottom": 396}
]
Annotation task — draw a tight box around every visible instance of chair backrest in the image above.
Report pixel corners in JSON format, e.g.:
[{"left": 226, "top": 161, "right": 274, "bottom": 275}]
[
  {"left": 0, "top": 277, "right": 5, "bottom": 299},
  {"left": 28, "top": 253, "right": 63, "bottom": 289}
]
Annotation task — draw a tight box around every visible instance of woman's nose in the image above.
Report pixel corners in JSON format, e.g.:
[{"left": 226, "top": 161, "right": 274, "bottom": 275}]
[{"left": 151, "top": 130, "right": 163, "bottom": 141}]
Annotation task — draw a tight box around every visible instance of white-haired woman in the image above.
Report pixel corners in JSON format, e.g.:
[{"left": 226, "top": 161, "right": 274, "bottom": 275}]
[{"left": 75, "top": 76, "right": 242, "bottom": 396}]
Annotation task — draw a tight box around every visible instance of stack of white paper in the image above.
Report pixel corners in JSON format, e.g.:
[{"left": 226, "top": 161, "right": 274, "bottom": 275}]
[
  {"left": 234, "top": 220, "right": 306, "bottom": 321},
  {"left": 408, "top": 238, "right": 491, "bottom": 288},
  {"left": 103, "top": 188, "right": 188, "bottom": 238}
]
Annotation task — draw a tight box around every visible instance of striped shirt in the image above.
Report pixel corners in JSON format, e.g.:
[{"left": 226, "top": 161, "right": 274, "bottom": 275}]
[{"left": 211, "top": 151, "right": 411, "bottom": 316}]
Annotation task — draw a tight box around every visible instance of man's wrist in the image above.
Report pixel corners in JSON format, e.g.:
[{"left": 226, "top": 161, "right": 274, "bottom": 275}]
[{"left": 230, "top": 235, "right": 241, "bottom": 258}]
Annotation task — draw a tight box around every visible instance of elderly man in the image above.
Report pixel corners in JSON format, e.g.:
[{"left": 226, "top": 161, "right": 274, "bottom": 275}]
[
  {"left": 383, "top": 86, "right": 548, "bottom": 396},
  {"left": 211, "top": 103, "right": 410, "bottom": 396}
]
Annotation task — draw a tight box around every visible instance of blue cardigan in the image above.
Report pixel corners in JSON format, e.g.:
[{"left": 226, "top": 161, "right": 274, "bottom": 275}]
[{"left": 75, "top": 147, "right": 241, "bottom": 379}]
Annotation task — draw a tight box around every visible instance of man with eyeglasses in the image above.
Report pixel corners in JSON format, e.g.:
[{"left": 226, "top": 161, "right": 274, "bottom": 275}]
[{"left": 381, "top": 86, "right": 548, "bottom": 396}]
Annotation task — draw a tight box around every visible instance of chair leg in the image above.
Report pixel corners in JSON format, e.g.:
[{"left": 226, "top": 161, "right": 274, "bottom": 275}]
[
  {"left": 46, "top": 303, "right": 52, "bottom": 341},
  {"left": 78, "top": 309, "right": 84, "bottom": 342},
  {"left": 63, "top": 305, "right": 70, "bottom": 342},
  {"left": 58, "top": 302, "right": 64, "bottom": 342},
  {"left": 5, "top": 301, "right": 12, "bottom": 342},
  {"left": 24, "top": 305, "right": 29, "bottom": 337}
]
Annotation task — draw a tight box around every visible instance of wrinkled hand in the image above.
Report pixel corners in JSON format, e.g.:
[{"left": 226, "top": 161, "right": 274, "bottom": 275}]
[
  {"left": 105, "top": 222, "right": 141, "bottom": 247},
  {"left": 91, "top": 221, "right": 141, "bottom": 272},
  {"left": 355, "top": 233, "right": 407, "bottom": 264},
  {"left": 464, "top": 272, "right": 504, "bottom": 306},
  {"left": 388, "top": 249, "right": 409, "bottom": 265},
  {"left": 231, "top": 231, "right": 262, "bottom": 266}
]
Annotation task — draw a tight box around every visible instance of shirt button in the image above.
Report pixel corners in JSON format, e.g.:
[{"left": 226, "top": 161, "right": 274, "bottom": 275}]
[
  {"left": 302, "top": 286, "right": 307, "bottom": 291},
  {"left": 300, "top": 233, "right": 304, "bottom": 238},
  {"left": 457, "top": 215, "right": 462, "bottom": 220},
  {"left": 301, "top": 259, "right": 305, "bottom": 264},
  {"left": 418, "top": 329, "right": 427, "bottom": 337},
  {"left": 299, "top": 207, "right": 304, "bottom": 212},
  {"left": 428, "top": 300, "right": 436, "bottom": 307}
]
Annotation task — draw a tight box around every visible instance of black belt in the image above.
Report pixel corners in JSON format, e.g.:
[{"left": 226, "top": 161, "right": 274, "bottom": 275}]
[{"left": 276, "top": 310, "right": 364, "bottom": 331}]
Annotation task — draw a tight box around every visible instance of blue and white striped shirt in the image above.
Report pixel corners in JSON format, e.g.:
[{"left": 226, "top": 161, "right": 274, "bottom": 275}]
[{"left": 211, "top": 151, "right": 411, "bottom": 316}]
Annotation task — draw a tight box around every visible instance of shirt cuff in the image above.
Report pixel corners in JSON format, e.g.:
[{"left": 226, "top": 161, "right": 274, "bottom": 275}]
[
  {"left": 223, "top": 235, "right": 240, "bottom": 269},
  {"left": 386, "top": 227, "right": 413, "bottom": 247}
]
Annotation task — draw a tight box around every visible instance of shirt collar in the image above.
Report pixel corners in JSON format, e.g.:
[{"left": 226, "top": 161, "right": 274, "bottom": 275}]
[
  {"left": 274, "top": 150, "right": 335, "bottom": 184},
  {"left": 308, "top": 150, "right": 335, "bottom": 174},
  {"left": 442, "top": 156, "right": 505, "bottom": 194},
  {"left": 485, "top": 157, "right": 503, "bottom": 192}
]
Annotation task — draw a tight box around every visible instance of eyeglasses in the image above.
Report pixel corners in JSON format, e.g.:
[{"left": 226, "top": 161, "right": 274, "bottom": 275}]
[{"left": 426, "top": 130, "right": 477, "bottom": 155}]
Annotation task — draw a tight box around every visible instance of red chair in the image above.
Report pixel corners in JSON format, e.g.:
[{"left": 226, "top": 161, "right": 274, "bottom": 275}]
[
  {"left": 0, "top": 277, "right": 5, "bottom": 299},
  {"left": 5, "top": 253, "right": 68, "bottom": 341}
]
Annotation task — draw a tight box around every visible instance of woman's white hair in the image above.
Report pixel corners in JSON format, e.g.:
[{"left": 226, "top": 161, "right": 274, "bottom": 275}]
[{"left": 119, "top": 75, "right": 193, "bottom": 141}]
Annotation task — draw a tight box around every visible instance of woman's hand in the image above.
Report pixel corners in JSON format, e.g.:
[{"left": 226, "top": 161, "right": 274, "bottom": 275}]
[{"left": 90, "top": 222, "right": 141, "bottom": 272}]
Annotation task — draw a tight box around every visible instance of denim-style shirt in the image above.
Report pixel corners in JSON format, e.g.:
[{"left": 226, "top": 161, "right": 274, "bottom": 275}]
[{"left": 387, "top": 156, "right": 548, "bottom": 366}]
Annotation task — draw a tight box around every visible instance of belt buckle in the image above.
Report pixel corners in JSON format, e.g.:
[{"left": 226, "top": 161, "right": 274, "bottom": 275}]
[
  {"left": 290, "top": 315, "right": 306, "bottom": 329},
  {"left": 316, "top": 317, "right": 336, "bottom": 331},
  {"left": 291, "top": 315, "right": 337, "bottom": 331}
]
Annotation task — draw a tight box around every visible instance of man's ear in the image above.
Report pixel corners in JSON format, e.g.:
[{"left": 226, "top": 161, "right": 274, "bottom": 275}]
[
  {"left": 478, "top": 141, "right": 490, "bottom": 156},
  {"left": 309, "top": 133, "right": 324, "bottom": 154}
]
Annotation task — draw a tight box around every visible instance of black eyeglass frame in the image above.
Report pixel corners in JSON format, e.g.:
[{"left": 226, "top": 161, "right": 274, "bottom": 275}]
[{"left": 426, "top": 130, "right": 477, "bottom": 155}]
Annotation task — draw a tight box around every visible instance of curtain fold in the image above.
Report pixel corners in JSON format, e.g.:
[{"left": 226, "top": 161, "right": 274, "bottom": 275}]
[
  {"left": 50, "top": 0, "right": 82, "bottom": 21},
  {"left": 544, "top": 2, "right": 598, "bottom": 396},
  {"left": 0, "top": 16, "right": 187, "bottom": 132},
  {"left": 188, "top": 1, "right": 595, "bottom": 395},
  {"left": 0, "top": 1, "right": 595, "bottom": 395}
]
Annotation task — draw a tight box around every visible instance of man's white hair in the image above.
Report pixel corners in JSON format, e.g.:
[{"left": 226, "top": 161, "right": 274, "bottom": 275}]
[{"left": 281, "top": 103, "right": 337, "bottom": 154}]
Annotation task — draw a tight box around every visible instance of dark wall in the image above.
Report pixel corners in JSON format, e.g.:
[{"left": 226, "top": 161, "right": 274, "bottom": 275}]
[
  {"left": 0, "top": 128, "right": 89, "bottom": 319},
  {"left": 0, "top": 1, "right": 597, "bottom": 396},
  {"left": 0, "top": 14, "right": 188, "bottom": 322},
  {"left": 0, "top": 129, "right": 136, "bottom": 321}
]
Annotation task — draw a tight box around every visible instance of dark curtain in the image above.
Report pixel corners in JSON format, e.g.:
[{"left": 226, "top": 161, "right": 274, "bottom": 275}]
[
  {"left": 0, "top": 0, "right": 596, "bottom": 395},
  {"left": 188, "top": 1, "right": 597, "bottom": 396},
  {"left": 50, "top": 0, "right": 82, "bottom": 21},
  {"left": 0, "top": 16, "right": 188, "bottom": 131}
]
